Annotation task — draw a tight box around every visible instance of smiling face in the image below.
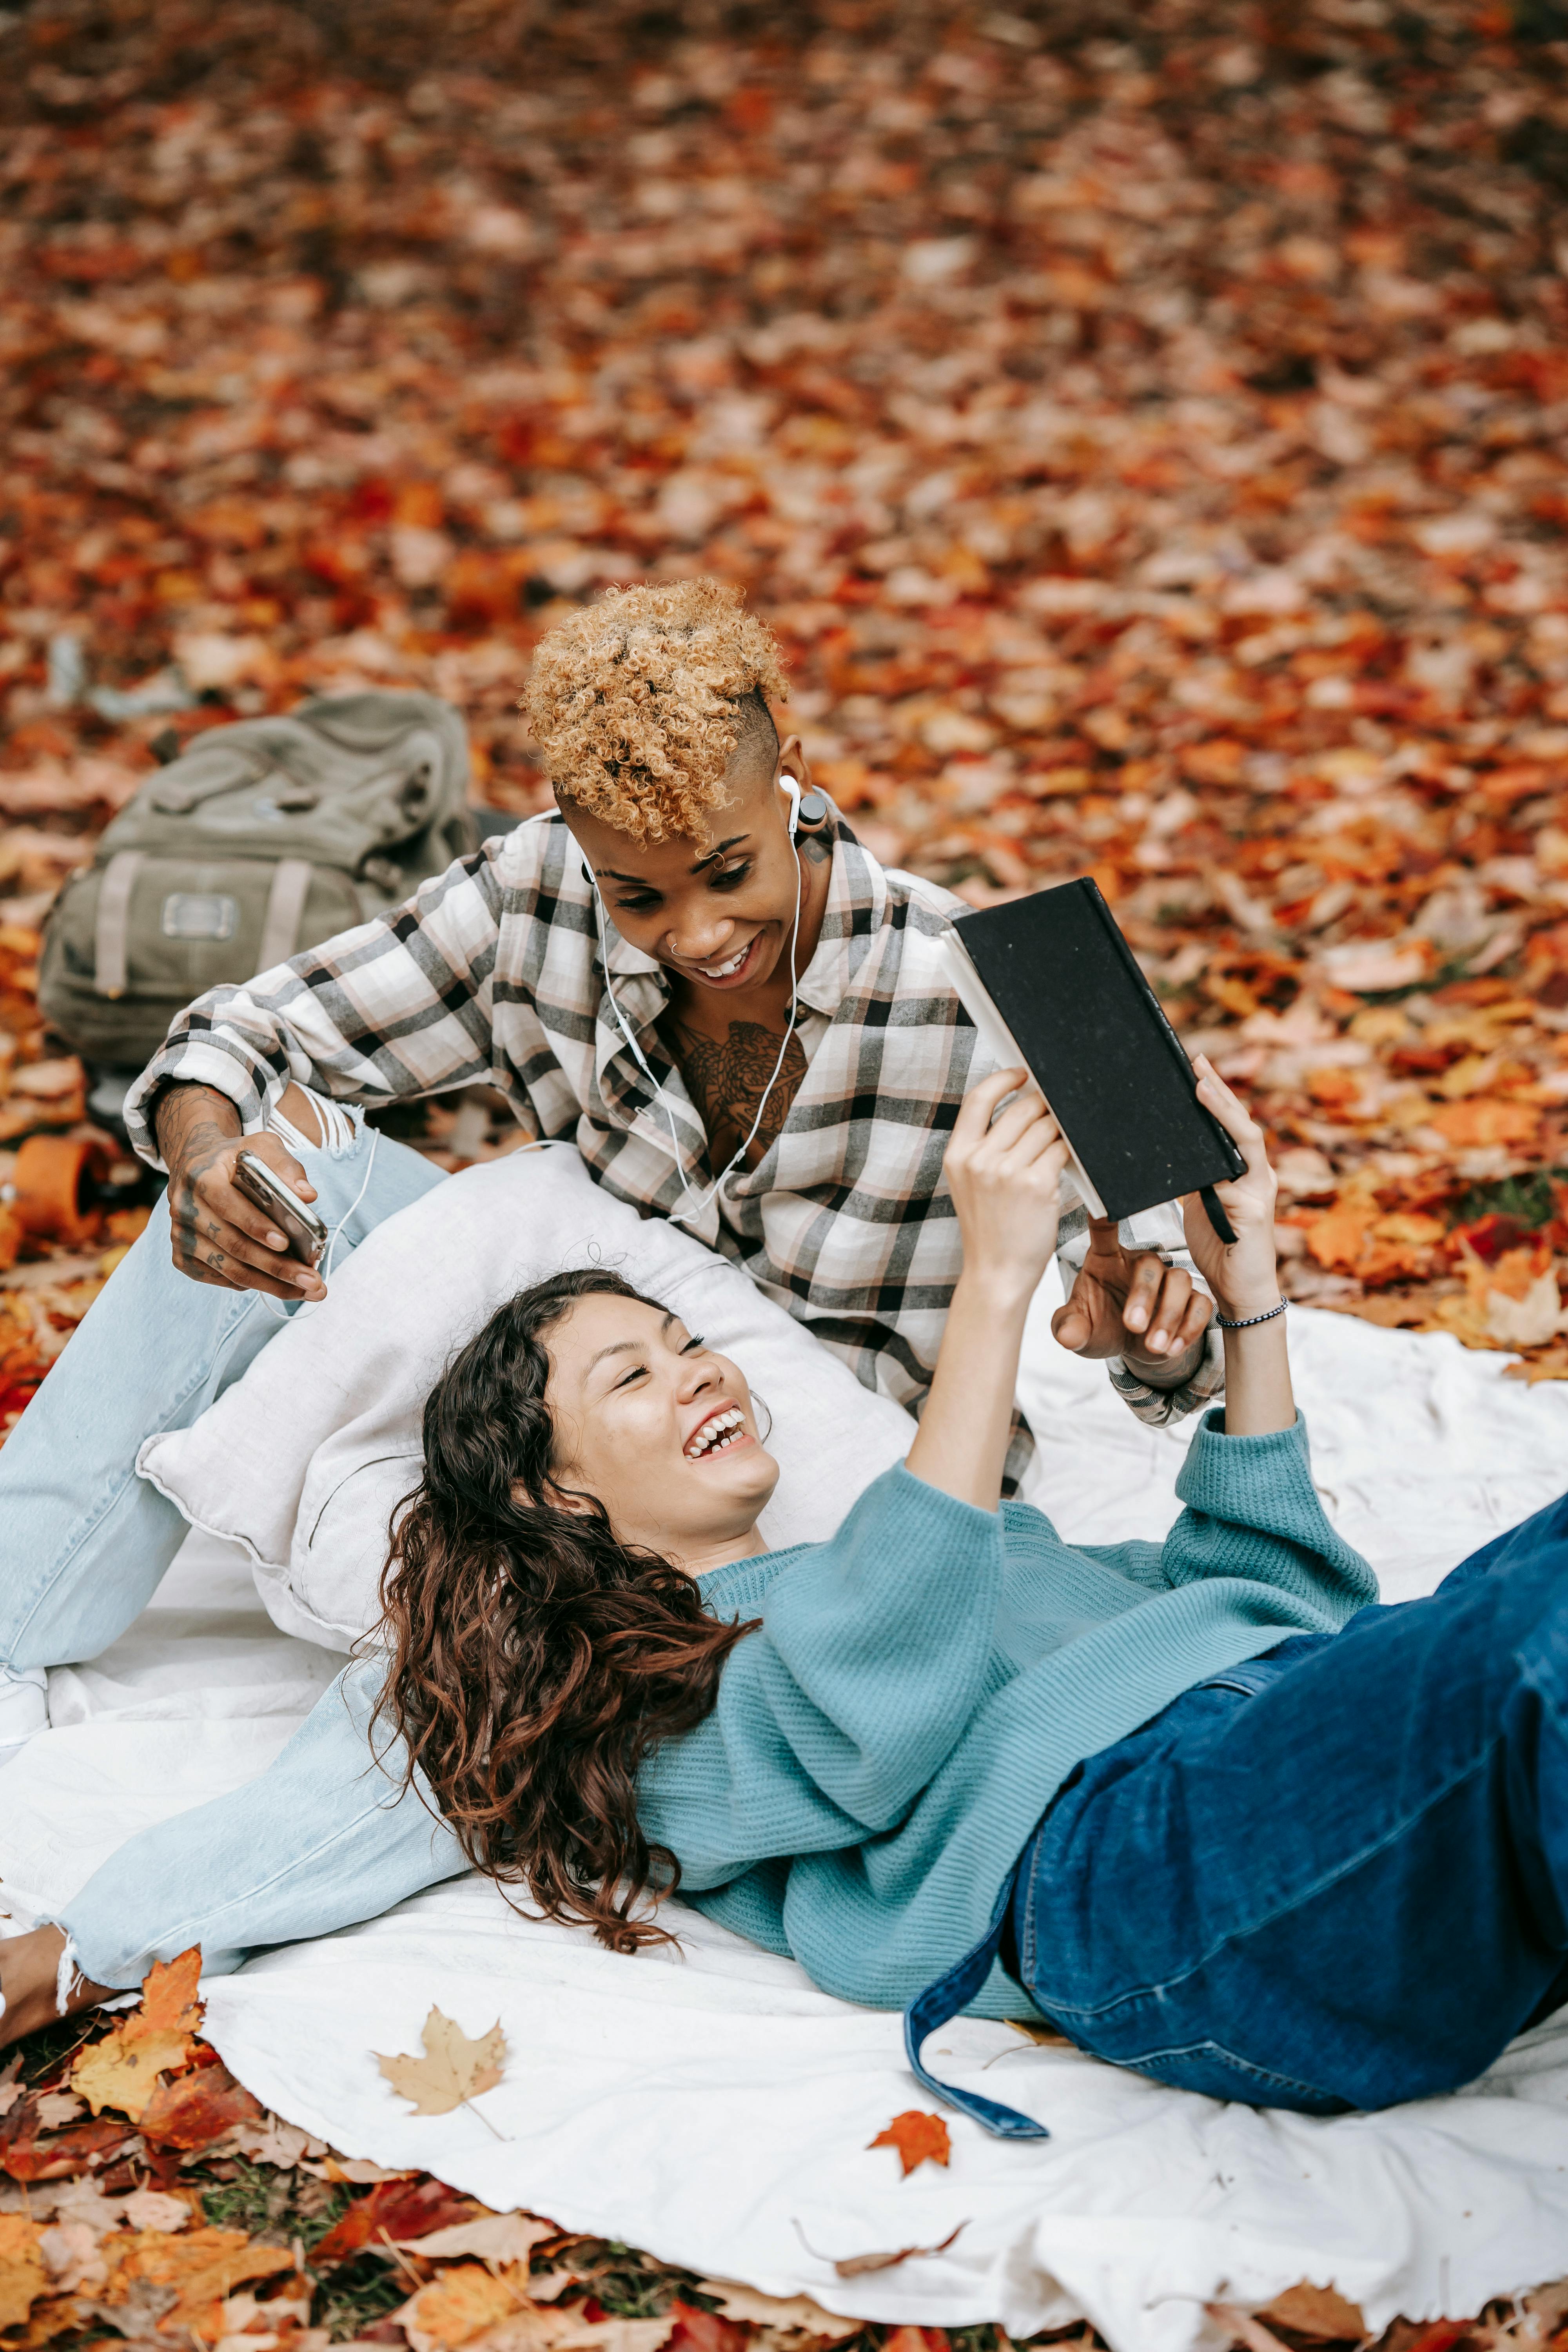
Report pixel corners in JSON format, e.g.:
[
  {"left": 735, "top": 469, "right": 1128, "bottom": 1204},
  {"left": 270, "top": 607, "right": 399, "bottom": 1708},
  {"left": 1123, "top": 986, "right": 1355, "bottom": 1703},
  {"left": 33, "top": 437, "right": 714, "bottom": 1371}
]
[
  {"left": 539, "top": 1291, "right": 779, "bottom": 1572},
  {"left": 558, "top": 730, "right": 817, "bottom": 1005}
]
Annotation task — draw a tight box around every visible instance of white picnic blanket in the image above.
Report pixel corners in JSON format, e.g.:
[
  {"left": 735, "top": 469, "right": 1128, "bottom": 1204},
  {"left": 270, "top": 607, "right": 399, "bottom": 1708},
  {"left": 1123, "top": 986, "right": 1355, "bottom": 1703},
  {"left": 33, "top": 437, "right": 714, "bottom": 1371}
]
[{"left": 5, "top": 1287, "right": 1568, "bottom": 2349}]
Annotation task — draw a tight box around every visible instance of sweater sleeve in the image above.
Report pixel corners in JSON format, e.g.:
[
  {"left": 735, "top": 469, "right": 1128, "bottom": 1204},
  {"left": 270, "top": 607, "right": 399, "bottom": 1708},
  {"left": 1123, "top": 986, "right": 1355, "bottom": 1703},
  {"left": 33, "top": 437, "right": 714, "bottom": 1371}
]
[
  {"left": 637, "top": 1463, "right": 1005, "bottom": 1886},
  {"left": 1156, "top": 1408, "right": 1377, "bottom": 1625}
]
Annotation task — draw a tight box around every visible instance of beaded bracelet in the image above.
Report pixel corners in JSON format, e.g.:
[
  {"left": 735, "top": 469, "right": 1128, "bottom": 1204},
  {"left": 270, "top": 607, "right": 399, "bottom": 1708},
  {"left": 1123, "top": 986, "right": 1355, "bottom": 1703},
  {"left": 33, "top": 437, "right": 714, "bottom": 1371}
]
[{"left": 1214, "top": 1298, "right": 1288, "bottom": 1330}]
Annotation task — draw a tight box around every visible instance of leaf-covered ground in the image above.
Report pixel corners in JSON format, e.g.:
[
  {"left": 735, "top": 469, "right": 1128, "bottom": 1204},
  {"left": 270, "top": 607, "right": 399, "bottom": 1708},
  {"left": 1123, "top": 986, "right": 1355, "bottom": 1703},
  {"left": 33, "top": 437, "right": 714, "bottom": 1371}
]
[
  {"left": 4, "top": 0, "right": 1568, "bottom": 2341},
  {"left": 0, "top": 1957, "right": 1560, "bottom": 2352},
  {"left": 2, "top": 0, "right": 1568, "bottom": 1376}
]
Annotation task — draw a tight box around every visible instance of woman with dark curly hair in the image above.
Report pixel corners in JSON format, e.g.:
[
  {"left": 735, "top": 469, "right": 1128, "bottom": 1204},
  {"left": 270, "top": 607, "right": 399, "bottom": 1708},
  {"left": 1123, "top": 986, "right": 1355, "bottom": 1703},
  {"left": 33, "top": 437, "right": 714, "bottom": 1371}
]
[
  {"left": 2, "top": 578, "right": 1224, "bottom": 1774},
  {"left": 6, "top": 1058, "right": 1568, "bottom": 2135}
]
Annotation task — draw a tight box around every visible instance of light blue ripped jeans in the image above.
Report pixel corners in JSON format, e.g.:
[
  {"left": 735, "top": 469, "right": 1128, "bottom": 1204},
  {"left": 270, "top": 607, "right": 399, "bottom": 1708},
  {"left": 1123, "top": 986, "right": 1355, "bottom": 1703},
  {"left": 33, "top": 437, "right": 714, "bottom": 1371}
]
[{"left": 0, "top": 1094, "right": 469, "bottom": 1985}]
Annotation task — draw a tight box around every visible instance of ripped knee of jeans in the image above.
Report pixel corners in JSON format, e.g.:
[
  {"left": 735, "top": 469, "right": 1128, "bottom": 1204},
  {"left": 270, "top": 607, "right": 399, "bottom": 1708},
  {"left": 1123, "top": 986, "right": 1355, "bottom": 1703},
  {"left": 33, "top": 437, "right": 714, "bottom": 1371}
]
[
  {"left": 269, "top": 1085, "right": 359, "bottom": 1158},
  {"left": 54, "top": 1931, "right": 83, "bottom": 2017}
]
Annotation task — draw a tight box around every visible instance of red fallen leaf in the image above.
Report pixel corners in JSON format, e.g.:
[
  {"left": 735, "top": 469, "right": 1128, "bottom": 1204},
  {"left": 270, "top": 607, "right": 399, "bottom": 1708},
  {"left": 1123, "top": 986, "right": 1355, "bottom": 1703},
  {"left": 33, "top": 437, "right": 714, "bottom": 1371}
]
[
  {"left": 0, "top": 2087, "right": 34, "bottom": 2155},
  {"left": 38, "top": 240, "right": 145, "bottom": 280},
  {"left": 99, "top": 2145, "right": 176, "bottom": 2193},
  {"left": 867, "top": 2110, "right": 951, "bottom": 2177},
  {"left": 881, "top": 2330, "right": 951, "bottom": 2352},
  {"left": 3, "top": 2108, "right": 136, "bottom": 2181},
  {"left": 1449, "top": 1212, "right": 1533, "bottom": 1267},
  {"left": 138, "top": 2063, "right": 264, "bottom": 2151},
  {"left": 310, "top": 2175, "right": 481, "bottom": 2265},
  {"left": 665, "top": 2302, "right": 751, "bottom": 2352},
  {"left": 1385, "top": 2327, "right": 1469, "bottom": 2352}
]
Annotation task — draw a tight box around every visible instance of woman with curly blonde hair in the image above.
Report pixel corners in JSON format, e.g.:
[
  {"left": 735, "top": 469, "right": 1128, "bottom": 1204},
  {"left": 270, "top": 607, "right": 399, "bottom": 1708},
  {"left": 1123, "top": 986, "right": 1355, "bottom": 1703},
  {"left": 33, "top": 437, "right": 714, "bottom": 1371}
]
[{"left": 2, "top": 578, "right": 1214, "bottom": 1771}]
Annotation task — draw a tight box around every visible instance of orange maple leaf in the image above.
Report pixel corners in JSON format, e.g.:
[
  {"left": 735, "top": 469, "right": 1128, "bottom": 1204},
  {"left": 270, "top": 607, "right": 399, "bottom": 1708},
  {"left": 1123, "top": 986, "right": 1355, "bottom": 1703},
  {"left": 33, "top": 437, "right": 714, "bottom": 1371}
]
[
  {"left": 71, "top": 1944, "right": 204, "bottom": 2122},
  {"left": 867, "top": 2109, "right": 950, "bottom": 2177},
  {"left": 1426, "top": 1098, "right": 1541, "bottom": 1149},
  {"left": 0, "top": 2214, "right": 48, "bottom": 2332},
  {"left": 397, "top": 2261, "right": 528, "bottom": 2352},
  {"left": 103, "top": 2224, "right": 294, "bottom": 2336},
  {"left": 1304, "top": 1205, "right": 1374, "bottom": 1270},
  {"left": 138, "top": 1947, "right": 204, "bottom": 2037}
]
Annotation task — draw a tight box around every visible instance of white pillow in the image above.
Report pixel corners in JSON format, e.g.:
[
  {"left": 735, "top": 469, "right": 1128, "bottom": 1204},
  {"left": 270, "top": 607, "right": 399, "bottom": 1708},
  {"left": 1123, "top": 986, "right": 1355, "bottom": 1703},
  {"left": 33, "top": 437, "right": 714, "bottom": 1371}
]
[{"left": 138, "top": 1144, "right": 918, "bottom": 1649}]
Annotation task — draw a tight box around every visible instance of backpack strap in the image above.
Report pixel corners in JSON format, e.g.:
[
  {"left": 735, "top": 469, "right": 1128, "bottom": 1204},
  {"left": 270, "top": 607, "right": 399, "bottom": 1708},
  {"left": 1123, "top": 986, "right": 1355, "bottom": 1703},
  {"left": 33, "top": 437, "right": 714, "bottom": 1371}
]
[
  {"left": 256, "top": 858, "right": 314, "bottom": 974},
  {"left": 95, "top": 850, "right": 145, "bottom": 998}
]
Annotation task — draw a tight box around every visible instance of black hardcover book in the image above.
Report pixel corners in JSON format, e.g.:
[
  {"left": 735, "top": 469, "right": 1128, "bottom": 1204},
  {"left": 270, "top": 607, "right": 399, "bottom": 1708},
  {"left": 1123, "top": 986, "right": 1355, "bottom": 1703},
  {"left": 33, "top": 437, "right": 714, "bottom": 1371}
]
[{"left": 938, "top": 877, "right": 1245, "bottom": 1227}]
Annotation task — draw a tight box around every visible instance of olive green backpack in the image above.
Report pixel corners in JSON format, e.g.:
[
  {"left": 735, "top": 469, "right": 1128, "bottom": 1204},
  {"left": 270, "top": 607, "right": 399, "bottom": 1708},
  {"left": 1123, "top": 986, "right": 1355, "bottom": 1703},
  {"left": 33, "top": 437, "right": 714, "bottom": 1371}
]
[{"left": 40, "top": 691, "right": 479, "bottom": 1069}]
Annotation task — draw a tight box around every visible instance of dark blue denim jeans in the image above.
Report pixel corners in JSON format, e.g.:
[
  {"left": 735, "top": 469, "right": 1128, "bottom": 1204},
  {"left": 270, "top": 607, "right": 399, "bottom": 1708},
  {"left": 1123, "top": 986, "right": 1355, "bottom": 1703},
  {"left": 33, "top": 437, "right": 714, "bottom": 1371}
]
[{"left": 906, "top": 1492, "right": 1568, "bottom": 2136}]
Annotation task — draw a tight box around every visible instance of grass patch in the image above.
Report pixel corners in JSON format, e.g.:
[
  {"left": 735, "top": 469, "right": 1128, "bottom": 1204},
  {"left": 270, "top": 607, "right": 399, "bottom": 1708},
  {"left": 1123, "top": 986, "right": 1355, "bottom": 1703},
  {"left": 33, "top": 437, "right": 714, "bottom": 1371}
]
[
  {"left": 199, "top": 2159, "right": 303, "bottom": 2241},
  {"left": 1450, "top": 1167, "right": 1568, "bottom": 1229},
  {"left": 570, "top": 2243, "right": 694, "bottom": 2319},
  {"left": 312, "top": 2252, "right": 411, "bottom": 2343}
]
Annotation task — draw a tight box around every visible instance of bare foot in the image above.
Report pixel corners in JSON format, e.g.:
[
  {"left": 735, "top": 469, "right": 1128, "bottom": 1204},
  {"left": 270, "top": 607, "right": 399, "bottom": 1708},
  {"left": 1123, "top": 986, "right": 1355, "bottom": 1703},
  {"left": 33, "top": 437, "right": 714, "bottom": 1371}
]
[{"left": 0, "top": 1927, "right": 116, "bottom": 2051}]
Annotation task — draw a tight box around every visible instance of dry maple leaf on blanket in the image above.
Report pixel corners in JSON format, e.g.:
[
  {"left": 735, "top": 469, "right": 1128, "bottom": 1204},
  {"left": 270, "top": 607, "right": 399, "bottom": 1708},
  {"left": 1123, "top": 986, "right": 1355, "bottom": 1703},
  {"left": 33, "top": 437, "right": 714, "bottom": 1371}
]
[
  {"left": 377, "top": 2007, "right": 510, "bottom": 2123},
  {"left": 7, "top": 5, "right": 1568, "bottom": 2347}
]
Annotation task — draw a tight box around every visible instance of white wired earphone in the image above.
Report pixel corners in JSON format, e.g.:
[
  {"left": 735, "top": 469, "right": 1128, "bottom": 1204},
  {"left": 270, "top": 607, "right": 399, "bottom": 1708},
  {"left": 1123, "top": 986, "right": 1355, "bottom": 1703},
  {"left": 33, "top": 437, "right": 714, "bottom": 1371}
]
[
  {"left": 585, "top": 773, "right": 808, "bottom": 1229},
  {"left": 261, "top": 776, "right": 811, "bottom": 1316},
  {"left": 255, "top": 1100, "right": 382, "bottom": 1322}
]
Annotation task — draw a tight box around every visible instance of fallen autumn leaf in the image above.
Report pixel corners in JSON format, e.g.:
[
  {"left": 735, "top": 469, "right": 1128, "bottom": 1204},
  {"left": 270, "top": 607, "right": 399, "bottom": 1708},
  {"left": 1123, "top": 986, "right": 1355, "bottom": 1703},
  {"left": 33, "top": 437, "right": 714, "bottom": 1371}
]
[
  {"left": 791, "top": 2220, "right": 969, "bottom": 2279},
  {"left": 866, "top": 2111, "right": 951, "bottom": 2179},
  {"left": 376, "top": 2007, "right": 509, "bottom": 2122}
]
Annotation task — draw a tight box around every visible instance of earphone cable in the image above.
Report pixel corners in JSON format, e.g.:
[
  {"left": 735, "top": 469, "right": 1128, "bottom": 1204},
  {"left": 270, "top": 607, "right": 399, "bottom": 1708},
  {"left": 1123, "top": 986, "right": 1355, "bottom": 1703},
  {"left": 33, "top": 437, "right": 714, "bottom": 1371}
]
[
  {"left": 588, "top": 780, "right": 807, "bottom": 1230},
  {"left": 254, "top": 1118, "right": 380, "bottom": 1322}
]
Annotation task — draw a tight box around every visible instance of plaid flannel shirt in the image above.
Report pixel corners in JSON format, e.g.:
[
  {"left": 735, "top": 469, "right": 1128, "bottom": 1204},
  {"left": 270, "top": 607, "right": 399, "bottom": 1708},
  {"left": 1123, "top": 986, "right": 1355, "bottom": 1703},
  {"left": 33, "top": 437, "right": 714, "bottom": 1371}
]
[{"left": 125, "top": 811, "right": 1223, "bottom": 1486}]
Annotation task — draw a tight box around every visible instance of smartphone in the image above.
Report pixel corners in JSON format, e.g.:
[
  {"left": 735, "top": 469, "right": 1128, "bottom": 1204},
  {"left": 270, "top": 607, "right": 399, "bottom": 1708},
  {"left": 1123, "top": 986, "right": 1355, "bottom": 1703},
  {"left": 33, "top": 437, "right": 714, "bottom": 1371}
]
[{"left": 234, "top": 1150, "right": 329, "bottom": 1268}]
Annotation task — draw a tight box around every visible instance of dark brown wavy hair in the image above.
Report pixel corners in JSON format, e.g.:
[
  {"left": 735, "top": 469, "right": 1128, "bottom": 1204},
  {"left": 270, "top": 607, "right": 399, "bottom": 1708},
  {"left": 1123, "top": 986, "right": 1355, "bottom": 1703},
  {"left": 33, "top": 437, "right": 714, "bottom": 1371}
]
[{"left": 375, "top": 1269, "right": 757, "bottom": 1953}]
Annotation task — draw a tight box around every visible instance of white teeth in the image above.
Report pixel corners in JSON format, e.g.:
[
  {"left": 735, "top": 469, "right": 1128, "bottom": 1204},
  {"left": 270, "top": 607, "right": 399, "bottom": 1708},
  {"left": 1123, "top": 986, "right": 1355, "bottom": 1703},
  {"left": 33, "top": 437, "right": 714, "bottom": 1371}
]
[
  {"left": 686, "top": 1406, "right": 745, "bottom": 1459},
  {"left": 699, "top": 944, "right": 748, "bottom": 978}
]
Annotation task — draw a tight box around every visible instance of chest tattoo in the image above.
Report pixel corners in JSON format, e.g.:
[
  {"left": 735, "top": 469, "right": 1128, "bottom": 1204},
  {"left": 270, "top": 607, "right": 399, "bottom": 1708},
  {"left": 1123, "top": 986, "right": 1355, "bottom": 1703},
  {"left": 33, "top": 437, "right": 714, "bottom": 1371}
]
[{"left": 664, "top": 1016, "right": 809, "bottom": 1174}]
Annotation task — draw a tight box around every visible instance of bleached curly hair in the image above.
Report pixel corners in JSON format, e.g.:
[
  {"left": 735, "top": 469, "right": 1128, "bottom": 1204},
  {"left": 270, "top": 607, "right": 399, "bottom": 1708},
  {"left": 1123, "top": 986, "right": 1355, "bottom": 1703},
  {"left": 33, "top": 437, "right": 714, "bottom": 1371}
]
[{"left": 523, "top": 579, "right": 789, "bottom": 844}]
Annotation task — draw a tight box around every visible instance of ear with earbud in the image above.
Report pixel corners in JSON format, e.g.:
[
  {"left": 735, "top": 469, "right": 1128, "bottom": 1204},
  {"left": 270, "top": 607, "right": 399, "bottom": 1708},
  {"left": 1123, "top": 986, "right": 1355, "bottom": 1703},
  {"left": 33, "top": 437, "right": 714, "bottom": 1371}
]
[{"left": 781, "top": 775, "right": 802, "bottom": 839}]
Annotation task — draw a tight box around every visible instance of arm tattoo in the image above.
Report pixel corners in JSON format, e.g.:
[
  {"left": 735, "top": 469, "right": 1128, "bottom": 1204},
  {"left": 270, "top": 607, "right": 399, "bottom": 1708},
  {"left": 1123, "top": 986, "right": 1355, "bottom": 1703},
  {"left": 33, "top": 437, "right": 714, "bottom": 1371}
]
[
  {"left": 153, "top": 1082, "right": 241, "bottom": 1175},
  {"left": 152, "top": 1083, "right": 249, "bottom": 1283},
  {"left": 664, "top": 1016, "right": 808, "bottom": 1174}
]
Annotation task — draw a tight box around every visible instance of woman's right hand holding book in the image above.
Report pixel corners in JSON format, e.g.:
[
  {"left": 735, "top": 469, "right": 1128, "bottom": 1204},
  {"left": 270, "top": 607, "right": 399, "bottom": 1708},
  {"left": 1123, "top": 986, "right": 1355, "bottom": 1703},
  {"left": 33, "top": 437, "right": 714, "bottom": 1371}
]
[
  {"left": 907, "top": 1063, "right": 1294, "bottom": 1513},
  {"left": 941, "top": 1068, "right": 1071, "bottom": 1312},
  {"left": 906, "top": 1070, "right": 1069, "bottom": 1511}
]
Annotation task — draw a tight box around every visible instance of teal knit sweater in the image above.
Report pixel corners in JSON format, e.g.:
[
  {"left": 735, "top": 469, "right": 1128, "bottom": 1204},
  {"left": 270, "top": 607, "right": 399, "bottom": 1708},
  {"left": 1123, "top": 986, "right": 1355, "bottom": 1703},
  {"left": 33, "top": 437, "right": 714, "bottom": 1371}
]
[{"left": 637, "top": 1410, "right": 1376, "bottom": 2018}]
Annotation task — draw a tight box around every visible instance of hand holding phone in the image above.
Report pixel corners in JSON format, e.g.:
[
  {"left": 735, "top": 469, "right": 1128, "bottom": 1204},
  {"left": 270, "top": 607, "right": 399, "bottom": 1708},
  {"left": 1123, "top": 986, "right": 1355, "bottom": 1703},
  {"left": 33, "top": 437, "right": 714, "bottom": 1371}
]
[
  {"left": 234, "top": 1151, "right": 329, "bottom": 1268},
  {"left": 152, "top": 1082, "right": 329, "bottom": 1301}
]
